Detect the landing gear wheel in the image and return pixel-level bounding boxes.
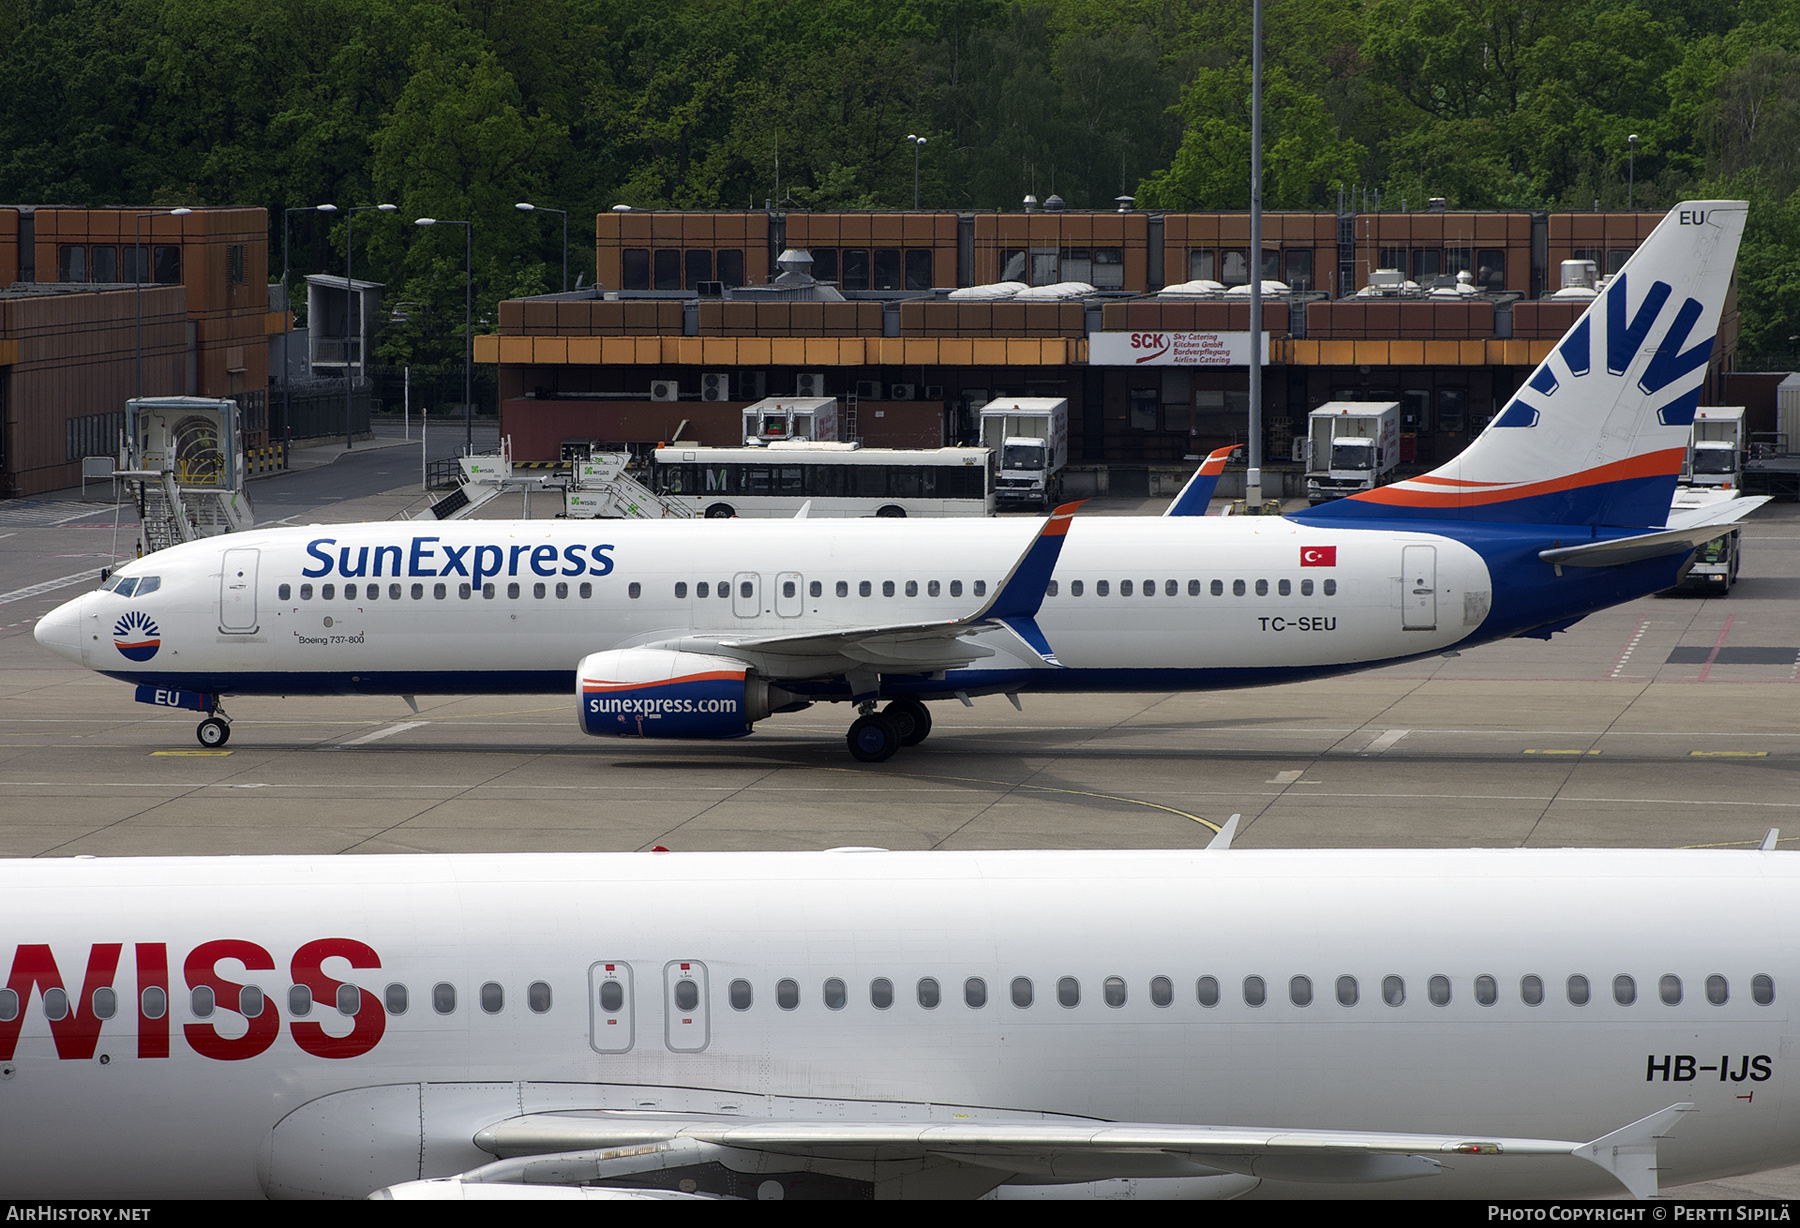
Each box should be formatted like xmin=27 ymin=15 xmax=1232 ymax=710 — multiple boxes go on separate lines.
xmin=847 ymin=712 xmax=901 ymax=763
xmin=196 ymin=717 xmax=230 ymax=748
xmin=884 ymin=698 xmax=932 ymax=747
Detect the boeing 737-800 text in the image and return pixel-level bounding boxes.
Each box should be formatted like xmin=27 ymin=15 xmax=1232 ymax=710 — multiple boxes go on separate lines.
xmin=33 ymin=202 xmax=1761 ymax=759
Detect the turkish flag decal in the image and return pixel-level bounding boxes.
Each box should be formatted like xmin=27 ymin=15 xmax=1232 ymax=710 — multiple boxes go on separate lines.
xmin=1300 ymin=546 xmax=1337 ymax=567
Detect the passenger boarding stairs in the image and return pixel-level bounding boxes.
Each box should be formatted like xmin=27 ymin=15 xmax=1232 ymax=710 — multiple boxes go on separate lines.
xmin=564 ymin=452 xmax=696 ymax=519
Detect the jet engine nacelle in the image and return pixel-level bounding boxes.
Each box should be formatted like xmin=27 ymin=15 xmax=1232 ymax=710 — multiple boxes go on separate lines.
xmin=576 ymin=648 xmax=794 ymax=739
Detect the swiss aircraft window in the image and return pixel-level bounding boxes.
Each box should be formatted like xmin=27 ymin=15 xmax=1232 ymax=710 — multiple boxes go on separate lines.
xmin=1096 ymin=580 xmax=1110 ymax=597
xmin=810 ymin=581 xmax=822 ymax=598
xmin=929 ymin=580 xmax=942 ymax=597
xmin=433 ymin=983 xmax=456 ymax=1014
xmin=385 ymin=984 xmax=408 ymax=1014
xmin=1120 ymin=580 xmax=1133 ymax=596
xmin=1165 ymin=580 xmax=1178 ymax=596
xmin=338 ymin=984 xmax=361 ymax=1015
xmin=555 ymin=582 xmax=568 ymax=599
xmin=1105 ymin=977 xmax=1127 ymax=1008
xmin=412 ymin=583 xmax=424 ymax=599
xmin=1475 ymin=975 xmax=1498 ymax=1006
xmin=950 ymin=580 xmax=963 ymax=597
xmin=92 ymin=987 xmax=116 ymax=1020
xmin=239 ymin=986 xmax=264 ymax=1018
xmin=528 ymin=982 xmax=552 ymax=1013
xmin=1255 ymin=579 xmax=1269 ymax=597
xmin=322 ymin=584 xmax=336 ymax=600
xmin=871 ymin=978 xmax=893 ymax=1009
xmin=1290 ymin=976 xmax=1312 ymax=1007
xmin=697 ymin=582 xmax=710 ymax=599
xmin=534 ymin=583 xmax=546 ymax=599
xmin=1071 ymin=580 xmax=1084 ymax=596
xmin=1707 ymin=975 xmax=1729 ymax=1005
xmin=1567 ymin=975 xmax=1591 ymax=1006
xmin=1211 ymin=580 xmax=1223 ymax=596
xmin=882 ymin=581 xmax=895 ymax=597
xmin=1659 ymin=975 xmax=1681 ymax=1006
xmin=1151 ymin=976 xmax=1173 ymax=1007
xmin=777 ymin=979 xmax=799 ymax=1010
xmin=1011 ymin=977 xmax=1034 ymax=1008
xmin=506 ymin=583 xmax=519 ymax=599
xmin=190 ymin=986 xmax=215 ymax=1018
xmin=1278 ymin=579 xmax=1292 ymax=596
xmin=1058 ymin=977 xmax=1081 ymax=1008
xmin=580 ymin=583 xmax=593 ymax=598
xmin=458 ymin=583 xmax=471 ymax=599
xmin=599 ymin=981 xmax=624 ymax=1013
xmin=974 ymin=581 xmax=986 ymax=596
xmin=389 ymin=584 xmax=401 ymax=600
xmin=300 ymin=584 xmax=313 ymax=600
xmin=480 ymin=982 xmax=503 ymax=1014
xmin=859 ymin=581 xmax=872 ymax=597
xmin=904 ymin=580 xmax=918 ymax=597
xmin=917 ymin=977 xmax=941 ymax=1009
xmin=628 ymin=583 xmax=642 ymax=599
xmin=278 ymin=583 xmax=291 ymax=600
xmin=289 ymin=985 xmax=312 ymax=1016
xmin=141 ymin=987 xmax=165 ymax=1020
xmin=1614 ymin=975 xmax=1636 ymax=1006
xmin=675 ymin=582 xmax=688 ymax=599
xmin=1324 ymin=579 xmax=1338 ymax=596
xmin=822 ymin=979 xmax=846 ymax=1010
xmin=1301 ymin=579 xmax=1314 ymax=596
xmin=435 ymin=583 xmax=448 ymax=599
xmin=675 ymin=979 xmax=699 ymax=1011
xmin=1382 ymin=975 xmax=1405 ymax=1007
xmin=1242 ymin=976 xmax=1266 ymax=1007
xmin=43 ymin=987 xmax=68 ymax=1021
xmin=1232 ymin=580 xmax=1246 ymax=597
xmin=1754 ymin=974 xmax=1775 ymax=1005
xmin=1521 ymin=975 xmax=1544 ymax=1006
xmin=964 ymin=977 xmax=987 ymax=1009
xmin=729 ymin=980 xmax=752 ymax=1011
xmin=1336 ymin=975 xmax=1359 ymax=1006
xmin=783 ymin=580 xmax=796 ymax=598
xmin=1197 ymin=976 xmax=1220 ymax=1007
xmin=1429 ymin=975 xmax=1451 ymax=1006
xmin=835 ymin=581 xmax=848 ymax=597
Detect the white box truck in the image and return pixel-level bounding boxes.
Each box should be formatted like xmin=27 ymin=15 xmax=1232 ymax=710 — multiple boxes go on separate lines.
xmin=1305 ymin=402 xmax=1400 ymax=504
xmin=1672 ymin=408 xmax=1749 ymax=593
xmin=979 ymin=397 xmax=1068 ymax=510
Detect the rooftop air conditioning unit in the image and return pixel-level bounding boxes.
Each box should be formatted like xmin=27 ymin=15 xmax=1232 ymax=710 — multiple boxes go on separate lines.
xmin=889 ymin=383 xmax=916 ymax=401
xmin=923 ymin=384 xmax=945 ymax=400
xmin=701 ymin=372 xmax=731 ymax=401
xmin=854 ymin=380 xmax=881 ymax=401
xmin=736 ymin=370 xmax=766 ymax=400
xmin=649 ymin=380 xmax=679 ymax=402
xmin=795 ymin=372 xmax=826 ymax=398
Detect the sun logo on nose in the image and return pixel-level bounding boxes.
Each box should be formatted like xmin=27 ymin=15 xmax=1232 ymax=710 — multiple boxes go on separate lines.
xmin=112 ymin=610 xmax=161 ymax=662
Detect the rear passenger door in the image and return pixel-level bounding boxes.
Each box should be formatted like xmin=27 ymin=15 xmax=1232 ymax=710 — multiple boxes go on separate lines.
xmin=663 ymin=960 xmax=710 ymax=1053
xmin=588 ymin=961 xmax=634 ymax=1054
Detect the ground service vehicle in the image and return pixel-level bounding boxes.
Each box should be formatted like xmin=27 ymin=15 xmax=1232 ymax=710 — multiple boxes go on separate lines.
xmin=653 ymin=441 xmax=993 ymax=519
xmin=979 ymin=397 xmax=1068 ymax=510
xmin=1304 ymin=402 xmax=1400 ymax=504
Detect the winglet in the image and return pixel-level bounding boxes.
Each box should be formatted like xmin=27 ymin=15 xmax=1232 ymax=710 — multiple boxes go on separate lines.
xmin=1165 ymin=447 xmax=1239 ymax=517
xmin=1207 ymin=814 xmax=1241 ymax=850
xmin=971 ymin=501 xmax=1084 ymax=667
xmin=1573 ymin=1102 xmax=1692 ymax=1199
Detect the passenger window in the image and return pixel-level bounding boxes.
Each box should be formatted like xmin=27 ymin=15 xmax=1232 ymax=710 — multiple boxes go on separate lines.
xmin=434 ymin=583 xmax=447 ymax=599
xmin=338 ymin=984 xmax=361 ymax=1015
xmin=458 ymin=583 xmax=471 ymax=599
xmin=739 ymin=581 xmax=753 ymax=599
xmin=555 ymin=582 xmax=568 ymax=599
xmin=859 ymin=581 xmax=872 ymax=597
xmin=385 ymin=984 xmax=408 ymax=1014
xmin=1290 ymin=976 xmax=1312 ymax=1007
xmin=964 ymin=977 xmax=987 ymax=1008
xmin=1071 ymin=580 xmax=1084 ymax=596
xmin=1232 ymin=580 xmax=1246 ymax=596
xmin=905 ymin=580 xmax=918 ymax=597
xmin=0 ymin=988 xmax=17 ymax=1021
xmin=675 ymin=582 xmax=688 ymax=599
xmin=1614 ymin=975 xmax=1636 ymax=1006
xmin=1058 ymin=977 xmax=1080 ymax=1008
xmin=289 ymin=985 xmax=312 ymax=1016
xmin=1243 ymin=976 xmax=1266 ymax=1007
xmin=412 ymin=583 xmax=424 ymax=599
xmin=1324 ymin=579 xmax=1338 ymax=596
xmin=1567 ymin=975 xmax=1590 ymax=1006
xmin=507 ymin=583 xmax=520 ymax=599
xmin=1011 ymin=977 xmax=1033 ymax=1008
xmin=716 ymin=581 xmax=728 ymax=598
xmin=1754 ymin=974 xmax=1775 ymax=1005
xmin=1211 ymin=580 xmax=1224 ymax=596
xmin=871 ymin=978 xmax=893 ymax=1009
xmin=1255 ymin=579 xmax=1269 ymax=596
xmin=481 ymin=982 xmax=504 ymax=1014
xmin=1188 ymin=580 xmax=1200 ymax=596
xmin=534 ymin=583 xmax=546 ymax=599
xmin=1521 ymin=975 xmax=1544 ymax=1006
xmin=1382 ymin=975 xmax=1405 ymax=1007
xmin=300 ymin=584 xmax=313 ymax=600
xmin=783 ymin=580 xmax=796 ymax=598
xmin=528 ymin=982 xmax=552 ymax=1013
xmin=240 ymin=986 xmax=264 ymax=1018
xmin=580 ymin=583 xmax=592 ymax=598
xmin=1165 ymin=580 xmax=1178 ymax=596
xmin=810 ymin=581 xmax=822 ymax=598
xmin=697 ymin=582 xmax=710 ymax=598
xmin=389 ymin=583 xmax=401 ymax=600
xmin=1429 ymin=975 xmax=1450 ymax=1006
xmin=1197 ymin=976 xmax=1220 ymax=1007
xmin=950 ymin=580 xmax=963 ymax=597
xmin=729 ymin=979 xmax=752 ymax=1010
xmin=190 ymin=986 xmax=215 ymax=1018
xmin=1120 ymin=580 xmax=1133 ymax=596
xmin=434 ymin=983 xmax=456 ymax=1014
xmin=822 ymin=978 xmax=846 ymax=1010
xmin=1096 ymin=580 xmax=1110 ymax=597
xmin=1150 ymin=976 xmax=1172 ymax=1007
xmin=1336 ymin=975 xmax=1358 ymax=1006
xmin=482 ymin=583 xmax=496 ymax=599
xmin=1475 ymin=975 xmax=1497 ymax=1006
xmin=140 ymin=986 xmax=165 ymax=1020
xmin=43 ymin=987 xmax=68 ymax=1021
xmin=836 ymin=581 xmax=848 ymax=597
xmin=599 ymin=981 xmax=624 ymax=1013
xmin=974 ymin=581 xmax=986 ymax=596
xmin=1104 ymin=977 xmax=1127 ymax=1008
xmin=1301 ymin=579 xmax=1313 ymax=596
xmin=882 ymin=581 xmax=895 ymax=597
xmin=322 ymin=584 xmax=336 ymax=600
xmin=1278 ymin=579 xmax=1291 ymax=596
xmin=1706 ymin=974 xmax=1729 ymax=1005
xmin=278 ymin=583 xmax=291 ymax=600
xmin=1659 ymin=975 xmax=1681 ymax=1006
xmin=777 ymin=979 xmax=799 ymax=1010
xmin=360 ymin=584 xmax=372 ymax=601
xmin=917 ymin=977 xmax=940 ymax=1009
xmin=674 ymin=979 xmax=698 ymax=1011
xmin=628 ymin=582 xmax=642 ymax=599
xmin=929 ymin=580 xmax=941 ymax=597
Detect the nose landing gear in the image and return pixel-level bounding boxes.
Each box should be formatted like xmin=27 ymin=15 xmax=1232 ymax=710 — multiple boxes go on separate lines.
xmin=196 ymin=707 xmax=232 ymax=748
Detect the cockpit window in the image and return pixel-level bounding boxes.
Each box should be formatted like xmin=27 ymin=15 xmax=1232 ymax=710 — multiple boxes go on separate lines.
xmin=106 ymin=575 xmax=159 ymax=597
xmin=112 ymin=577 xmax=137 ymax=596
xmin=135 ymin=577 xmax=160 ymax=595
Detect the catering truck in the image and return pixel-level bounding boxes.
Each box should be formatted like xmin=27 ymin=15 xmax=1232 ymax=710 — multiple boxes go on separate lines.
xmin=978 ymin=397 xmax=1068 ymax=510
xmin=1672 ymin=408 xmax=1749 ymax=593
xmin=1304 ymin=402 xmax=1400 ymax=504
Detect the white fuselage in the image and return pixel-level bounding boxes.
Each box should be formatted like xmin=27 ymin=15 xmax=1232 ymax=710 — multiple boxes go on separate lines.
xmin=0 ymin=848 xmax=1794 ymax=1199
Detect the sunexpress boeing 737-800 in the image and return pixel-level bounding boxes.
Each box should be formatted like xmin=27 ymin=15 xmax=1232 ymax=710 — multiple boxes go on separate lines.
xmin=33 ymin=201 xmax=1764 ymax=759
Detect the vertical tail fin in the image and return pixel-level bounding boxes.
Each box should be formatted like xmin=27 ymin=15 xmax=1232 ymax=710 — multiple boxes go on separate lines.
xmin=1301 ymin=202 xmax=1746 ymax=528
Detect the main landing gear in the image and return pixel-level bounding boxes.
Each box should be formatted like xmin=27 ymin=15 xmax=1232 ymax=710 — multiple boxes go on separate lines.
xmin=196 ymin=707 xmax=232 ymax=748
xmin=845 ymin=698 xmax=933 ymax=763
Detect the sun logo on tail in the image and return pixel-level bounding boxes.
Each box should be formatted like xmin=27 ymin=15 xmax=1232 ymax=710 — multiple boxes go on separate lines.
xmin=112 ymin=610 xmax=161 ymax=662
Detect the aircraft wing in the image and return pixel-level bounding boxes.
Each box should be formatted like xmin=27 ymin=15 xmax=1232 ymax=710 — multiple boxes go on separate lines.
xmin=420 ymin=1101 xmax=1690 ymax=1200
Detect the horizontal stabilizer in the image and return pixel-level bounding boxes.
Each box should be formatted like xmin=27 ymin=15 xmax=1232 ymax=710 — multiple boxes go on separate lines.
xmin=1540 ymin=511 xmax=1761 ymax=569
xmin=1664 ymin=495 xmax=1769 ymax=532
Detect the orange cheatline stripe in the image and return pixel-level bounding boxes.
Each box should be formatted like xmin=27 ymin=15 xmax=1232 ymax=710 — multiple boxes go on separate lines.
xmin=1350 ymin=448 xmax=1685 ymax=508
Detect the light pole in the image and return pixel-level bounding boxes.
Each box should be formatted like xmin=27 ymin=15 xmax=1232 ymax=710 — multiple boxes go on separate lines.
xmin=906 ymin=135 xmax=927 ymax=210
xmin=282 ymin=203 xmax=337 ymax=451
xmin=415 ymin=218 xmax=473 ymax=450
xmin=1246 ymin=0 xmax=1265 ymax=510
xmin=1628 ymin=134 xmax=1639 ymax=210
xmin=134 ymin=207 xmax=193 ymax=398
xmin=343 ymin=204 xmax=397 ymax=449
xmin=516 ymin=202 xmax=568 ymax=292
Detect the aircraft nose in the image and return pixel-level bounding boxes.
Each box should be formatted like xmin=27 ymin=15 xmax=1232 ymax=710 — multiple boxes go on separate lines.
xmin=34 ymin=594 xmax=86 ymax=664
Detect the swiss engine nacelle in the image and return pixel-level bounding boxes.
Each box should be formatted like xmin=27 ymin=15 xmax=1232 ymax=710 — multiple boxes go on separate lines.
xmin=576 ymin=648 xmax=792 ymax=739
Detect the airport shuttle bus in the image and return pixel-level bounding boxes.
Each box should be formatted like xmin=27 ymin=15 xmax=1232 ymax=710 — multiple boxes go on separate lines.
xmin=653 ymin=441 xmax=995 ymax=519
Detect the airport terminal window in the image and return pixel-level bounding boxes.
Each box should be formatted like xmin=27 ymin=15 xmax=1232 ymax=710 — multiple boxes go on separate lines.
xmin=917 ymin=977 xmax=941 ymax=1009
xmin=1243 ymin=976 xmax=1266 ymax=1007
xmin=1058 ymin=977 xmax=1080 ymax=1008
xmin=621 ymin=249 xmax=650 ymax=289
xmin=322 ymin=584 xmax=335 ymax=600
xmin=883 ymin=581 xmax=895 ymax=597
xmin=1121 ymin=580 xmax=1134 ymax=596
xmin=950 ymin=581 xmax=963 ymax=597
xmin=873 ymin=248 xmax=901 ymax=291
xmin=43 ymin=987 xmax=68 ymax=1021
xmin=140 ymin=987 xmax=165 ymax=1020
xmin=674 ymin=582 xmax=687 ymax=599
xmin=1290 ymin=976 xmax=1312 ymax=1007
xmin=1382 ymin=975 xmax=1405 ymax=1007
xmin=1445 ymin=247 xmax=1471 ymax=277
xmin=1438 ymin=389 xmax=1467 ymax=433
xmin=1475 ymin=975 xmax=1497 ymax=1006
xmin=842 ymin=248 xmax=870 ymax=291
xmin=1189 ymin=249 xmax=1215 ymax=281
xmin=811 ymin=249 xmax=838 ymax=283
xmin=1012 ymin=977 xmax=1034 ymax=1008
xmin=1607 ymin=249 xmax=1633 ymax=276
xmin=1707 ymin=975 xmax=1729 ymax=1005
xmin=1412 ymin=250 xmax=1440 ymax=281
xmin=1754 ymin=975 xmax=1775 ymax=1005
xmin=1096 ymin=580 xmax=1110 ymax=597
xmin=1197 ymin=976 xmax=1220 ymax=1007
xmin=480 ymin=982 xmax=503 ymax=1014
xmin=1476 ymin=250 xmax=1505 ymax=293
xmin=823 ymin=979 xmax=847 ymax=1011
xmin=1521 ymin=975 xmax=1544 ymax=1006
xmin=289 ymin=985 xmax=312 ymax=1016
xmin=1220 ymin=248 xmax=1249 ymax=286
xmin=434 ymin=983 xmax=456 ymax=1014
xmin=654 ymin=249 xmax=681 ymax=290
xmin=152 ymin=245 xmax=181 ymax=284
xmin=92 ymin=245 xmax=119 ymax=281
xmin=1337 ymin=975 xmax=1359 ymax=1006
xmin=338 ymin=984 xmax=361 ymax=1015
xmin=730 ymin=980 xmax=753 ymax=1011
xmin=965 ymin=977 xmax=987 ymax=1009
xmin=58 ymin=244 xmax=87 ymax=282
xmin=1614 ymin=975 xmax=1636 ymax=1006
xmin=1151 ymin=976 xmax=1173 ymax=1007
xmin=718 ymin=249 xmax=745 ymax=288
xmin=1105 ymin=977 xmax=1127 ymax=1008
xmin=777 ymin=978 xmax=799 ymax=1010
xmin=239 ymin=986 xmax=264 ymax=1018
xmin=190 ymin=986 xmax=215 ymax=1018
xmin=859 ymin=580 xmax=872 ymax=597
xmin=686 ymin=249 xmax=712 ymax=289
xmin=871 ymin=978 xmax=893 ymax=1009
xmin=1130 ymin=388 xmax=1159 ymax=431
xmin=1659 ymin=975 xmax=1681 ymax=1006
xmin=628 ymin=582 xmax=641 ymax=599
xmin=385 ymin=984 xmax=408 ymax=1014
xmin=528 ymin=982 xmax=552 ymax=1013
xmin=1567 ymin=975 xmax=1590 ymax=1006
xmin=1285 ymin=249 xmax=1313 ymax=291
xmin=905 ymin=249 xmax=933 ymax=291
xmin=1429 ymin=975 xmax=1451 ymax=1006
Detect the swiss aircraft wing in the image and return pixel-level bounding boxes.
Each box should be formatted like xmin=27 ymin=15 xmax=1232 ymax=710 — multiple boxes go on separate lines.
xmin=649 ymin=502 xmax=1085 ymax=673
xmin=1540 ymin=495 xmax=1770 ymax=568
xmin=407 ymin=1102 xmax=1691 ymax=1200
